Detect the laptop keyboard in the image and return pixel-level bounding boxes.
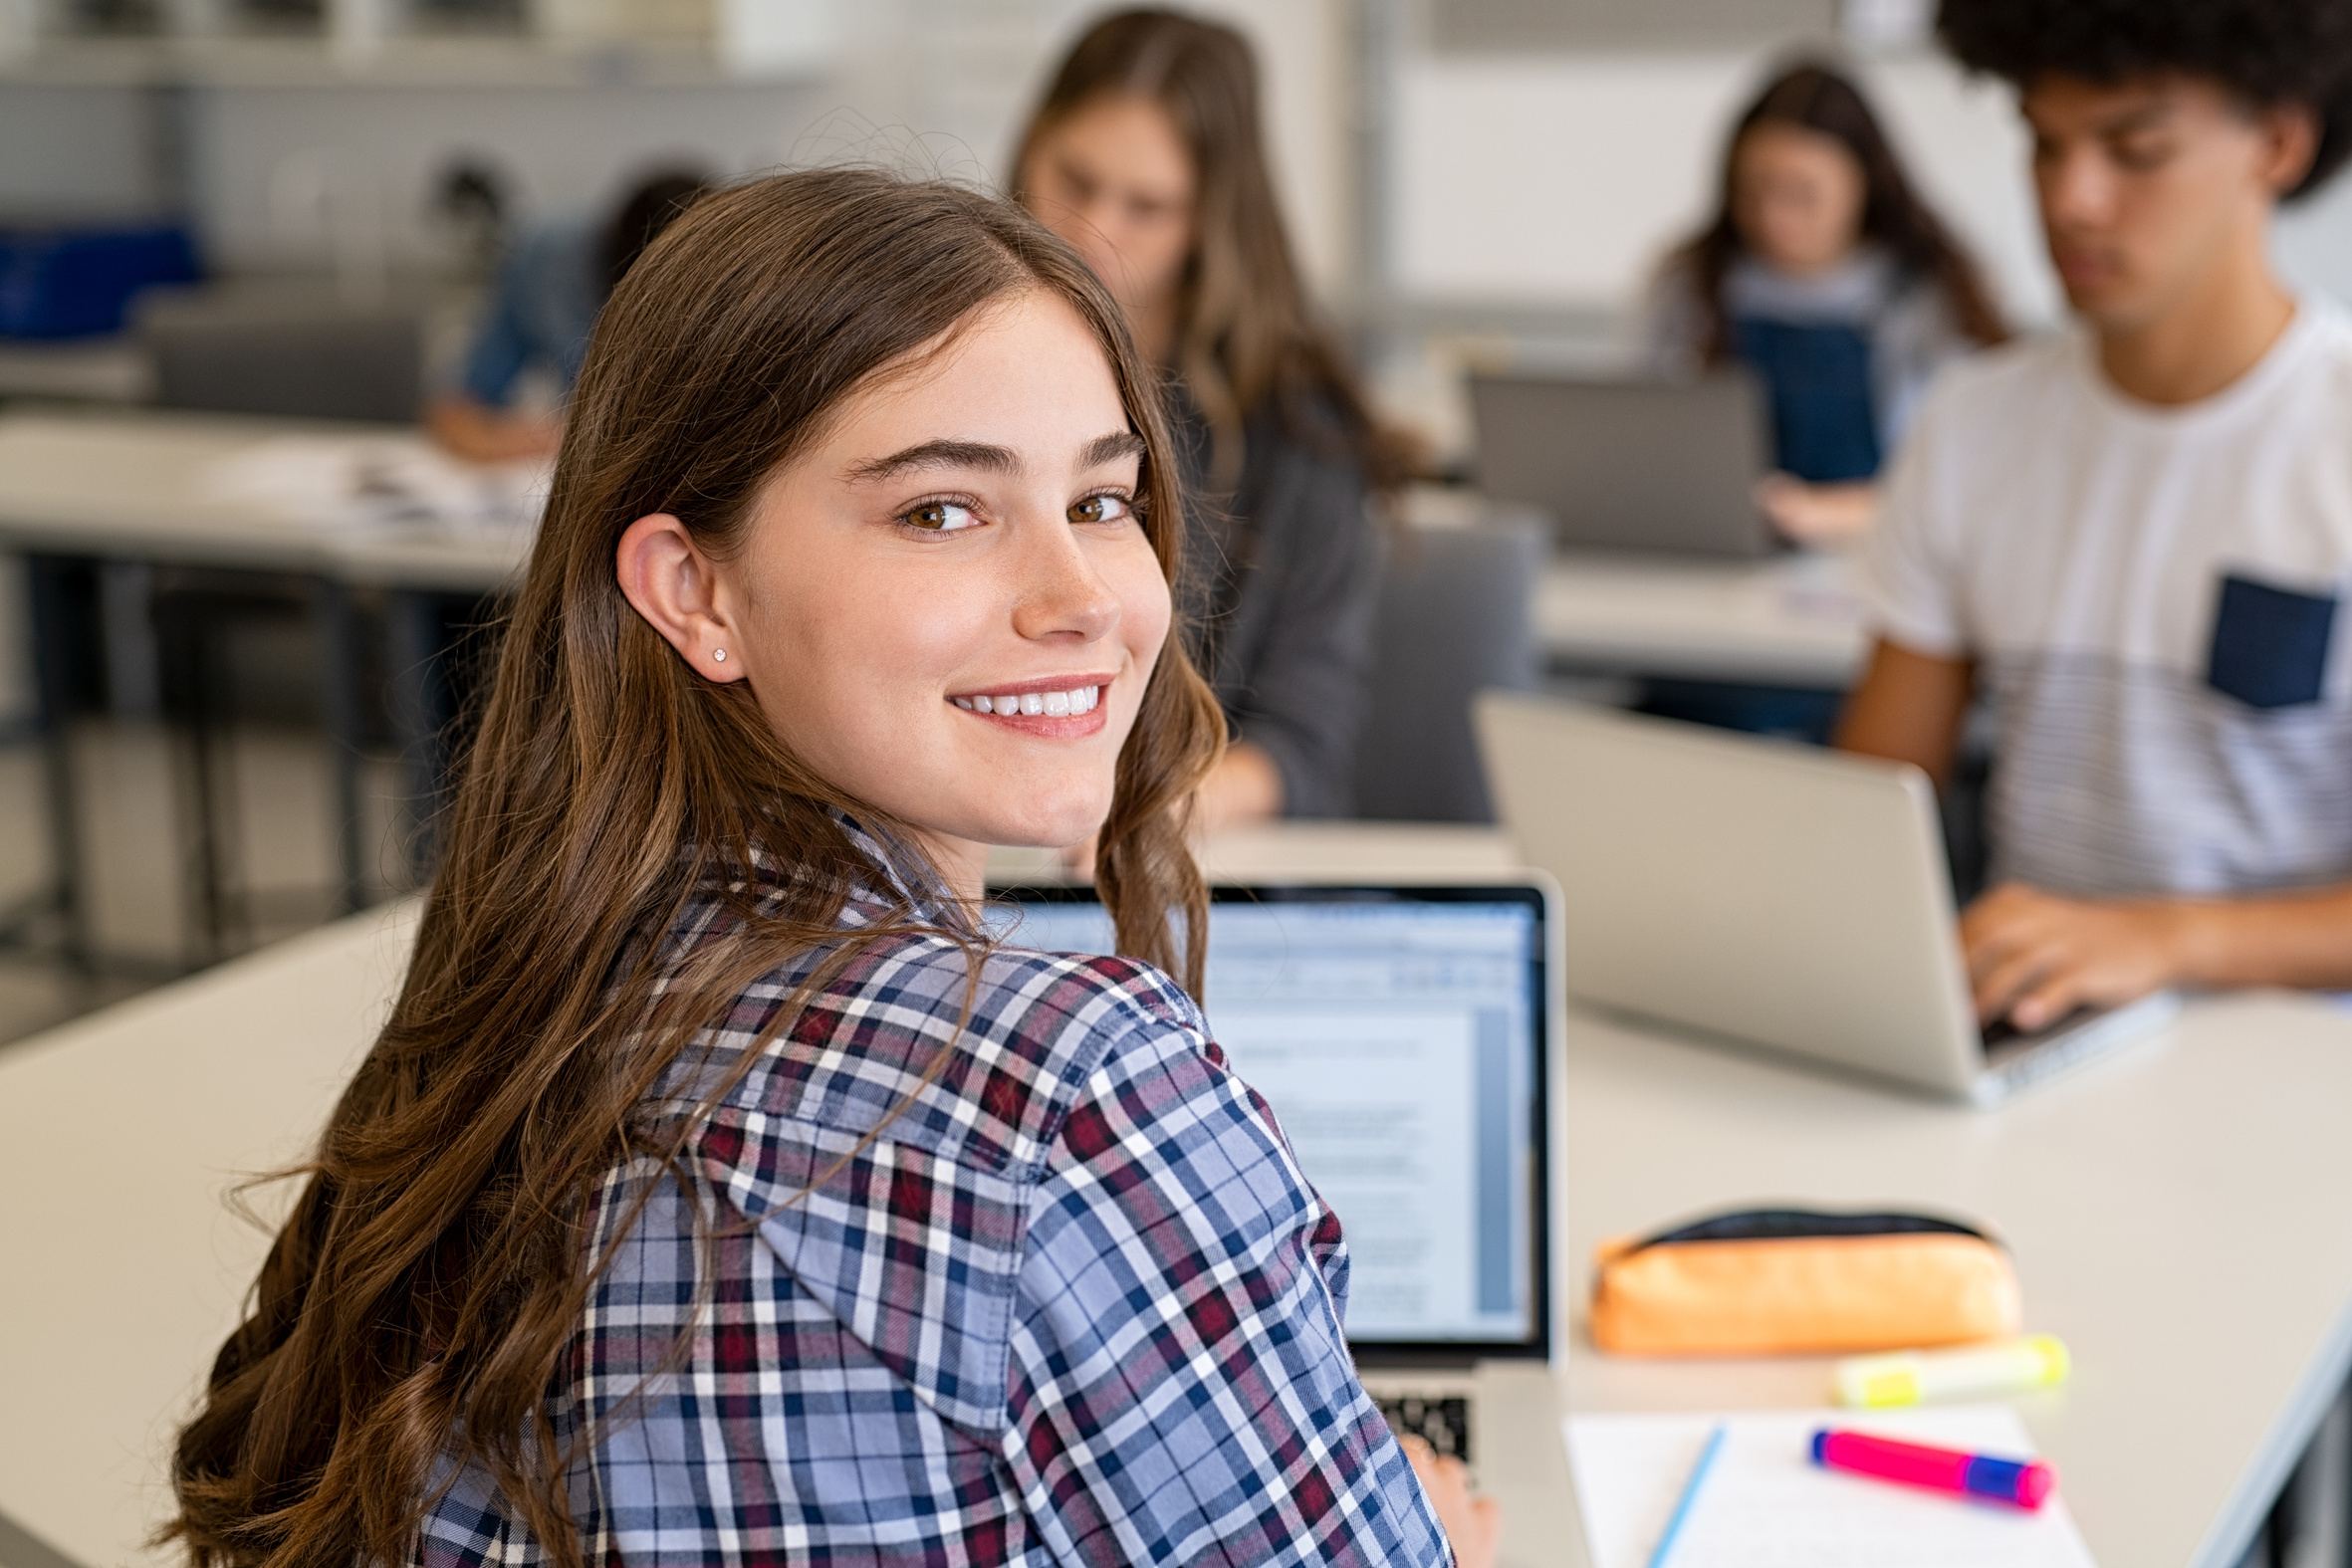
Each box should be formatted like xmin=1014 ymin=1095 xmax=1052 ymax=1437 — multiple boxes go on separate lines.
xmin=1375 ymin=1395 xmax=1472 ymax=1463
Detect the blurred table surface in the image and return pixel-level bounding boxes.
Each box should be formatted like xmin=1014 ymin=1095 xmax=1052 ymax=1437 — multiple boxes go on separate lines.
xmin=0 ymin=406 xmax=528 ymax=592
xmin=0 ymin=338 xmax=152 ymax=404
xmin=4 ymin=822 xmax=2347 ymax=1568
xmin=1534 ymin=545 xmax=1870 ymax=688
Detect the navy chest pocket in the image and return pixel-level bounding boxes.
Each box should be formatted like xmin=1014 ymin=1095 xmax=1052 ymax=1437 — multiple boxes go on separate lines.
xmin=2206 ymin=573 xmax=2338 ymax=709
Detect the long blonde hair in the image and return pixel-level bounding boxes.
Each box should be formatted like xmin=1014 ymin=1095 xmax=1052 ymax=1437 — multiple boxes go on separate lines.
xmin=1017 ymin=8 xmax=1403 ymax=489
xmin=163 ymin=168 xmax=1225 ymax=1568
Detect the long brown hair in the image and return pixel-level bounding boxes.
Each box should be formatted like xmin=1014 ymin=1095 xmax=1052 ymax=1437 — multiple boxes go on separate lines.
xmin=1015 ymin=8 xmax=1404 ymax=488
xmin=1672 ymin=61 xmax=2008 ymax=359
xmin=162 ymin=168 xmax=1225 ymax=1568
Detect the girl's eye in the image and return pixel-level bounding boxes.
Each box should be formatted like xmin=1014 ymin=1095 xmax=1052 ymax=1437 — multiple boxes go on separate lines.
xmin=1070 ymin=492 xmax=1134 ymax=526
xmin=901 ymin=500 xmax=981 ymax=533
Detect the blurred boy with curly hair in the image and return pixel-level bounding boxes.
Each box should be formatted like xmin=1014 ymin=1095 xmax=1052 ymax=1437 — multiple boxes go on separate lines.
xmin=1839 ymin=0 xmax=2352 ymax=1031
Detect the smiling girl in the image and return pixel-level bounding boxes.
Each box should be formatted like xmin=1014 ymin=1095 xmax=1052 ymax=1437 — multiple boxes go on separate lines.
xmin=162 ymin=170 xmax=1492 ymax=1568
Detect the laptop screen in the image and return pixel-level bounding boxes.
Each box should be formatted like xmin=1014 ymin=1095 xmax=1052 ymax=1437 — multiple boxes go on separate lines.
xmin=991 ymin=884 xmax=1550 ymax=1361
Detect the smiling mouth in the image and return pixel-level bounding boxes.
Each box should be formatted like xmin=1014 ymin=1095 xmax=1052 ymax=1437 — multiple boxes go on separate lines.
xmin=951 ymin=684 xmax=1101 ymax=718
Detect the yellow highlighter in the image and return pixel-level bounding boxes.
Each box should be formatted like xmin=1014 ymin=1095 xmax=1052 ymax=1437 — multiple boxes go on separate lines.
xmin=1834 ymin=1334 xmax=2071 ymax=1408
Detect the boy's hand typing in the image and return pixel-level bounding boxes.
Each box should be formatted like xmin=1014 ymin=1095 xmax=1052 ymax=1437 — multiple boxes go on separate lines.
xmin=1960 ymin=883 xmax=2187 ymax=1031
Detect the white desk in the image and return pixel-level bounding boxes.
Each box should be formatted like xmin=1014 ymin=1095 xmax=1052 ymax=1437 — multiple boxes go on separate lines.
xmin=6 ymin=841 xmax=2349 ymax=1568
xmin=1535 ymin=547 xmax=1868 ymax=689
xmin=1558 ymin=998 xmax=2352 ymax=1568
xmin=1401 ymin=486 xmax=1873 ymax=690
xmin=985 ymin=821 xmax=1523 ymax=886
xmin=0 ymin=408 xmax=534 ymax=943
xmin=0 ymin=408 xmax=529 ymax=591
xmin=0 ymin=900 xmax=419 ymax=1568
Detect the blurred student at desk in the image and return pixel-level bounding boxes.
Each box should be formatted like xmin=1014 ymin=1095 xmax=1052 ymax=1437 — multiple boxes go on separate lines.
xmin=1839 ymin=0 xmax=2352 ymax=1032
xmin=426 ymin=169 xmax=709 ymax=463
xmin=1018 ymin=9 xmax=1400 ymax=826
xmin=1646 ymin=62 xmax=2007 ymax=546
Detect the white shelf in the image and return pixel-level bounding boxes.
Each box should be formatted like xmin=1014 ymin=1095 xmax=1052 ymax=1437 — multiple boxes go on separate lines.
xmin=0 ymin=0 xmax=837 ymax=85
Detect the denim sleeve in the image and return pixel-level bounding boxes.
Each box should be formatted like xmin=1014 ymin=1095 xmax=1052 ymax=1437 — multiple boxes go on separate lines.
xmin=455 ymin=247 xmax=539 ymax=407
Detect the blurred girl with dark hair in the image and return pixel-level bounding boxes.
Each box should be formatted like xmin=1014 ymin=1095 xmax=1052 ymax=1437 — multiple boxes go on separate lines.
xmin=1017 ymin=8 xmax=1397 ymax=826
xmin=427 ymin=166 xmax=709 ymax=463
xmin=1649 ymin=61 xmax=2006 ymax=543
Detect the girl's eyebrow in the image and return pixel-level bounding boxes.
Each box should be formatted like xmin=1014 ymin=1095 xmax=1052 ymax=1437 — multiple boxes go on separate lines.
xmin=1080 ymin=430 xmax=1147 ymax=468
xmin=845 ymin=439 xmax=1015 ymax=483
xmin=846 ymin=430 xmax=1143 ymax=484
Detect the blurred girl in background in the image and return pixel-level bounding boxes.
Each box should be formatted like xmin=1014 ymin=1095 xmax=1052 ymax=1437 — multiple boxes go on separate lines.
xmin=1017 ymin=8 xmax=1400 ymax=825
xmin=1648 ymin=62 xmax=2006 ymax=544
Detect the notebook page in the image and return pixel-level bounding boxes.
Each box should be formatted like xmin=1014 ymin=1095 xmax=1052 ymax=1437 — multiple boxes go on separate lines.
xmin=1565 ymin=1405 xmax=2098 ymax=1568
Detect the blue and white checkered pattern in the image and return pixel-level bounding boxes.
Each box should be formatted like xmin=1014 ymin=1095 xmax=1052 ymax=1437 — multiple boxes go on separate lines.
xmin=414 ymin=830 xmax=1451 ymax=1567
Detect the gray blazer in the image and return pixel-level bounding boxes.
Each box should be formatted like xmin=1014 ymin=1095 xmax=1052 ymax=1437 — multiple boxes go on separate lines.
xmin=1172 ymin=387 xmax=1382 ymax=819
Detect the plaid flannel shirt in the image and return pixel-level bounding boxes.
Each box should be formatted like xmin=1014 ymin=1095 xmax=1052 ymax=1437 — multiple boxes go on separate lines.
xmin=416 ymin=831 xmax=1451 ymax=1567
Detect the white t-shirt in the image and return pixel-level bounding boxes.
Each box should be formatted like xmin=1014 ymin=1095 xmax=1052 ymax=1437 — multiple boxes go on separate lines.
xmin=1861 ymin=302 xmax=2352 ymax=898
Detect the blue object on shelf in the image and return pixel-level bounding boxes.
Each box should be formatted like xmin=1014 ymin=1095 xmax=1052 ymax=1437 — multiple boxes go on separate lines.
xmin=0 ymin=221 xmax=203 ymax=339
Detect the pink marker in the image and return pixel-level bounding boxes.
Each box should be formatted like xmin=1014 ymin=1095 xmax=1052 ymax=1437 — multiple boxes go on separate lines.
xmin=1810 ymin=1429 xmax=2056 ymax=1510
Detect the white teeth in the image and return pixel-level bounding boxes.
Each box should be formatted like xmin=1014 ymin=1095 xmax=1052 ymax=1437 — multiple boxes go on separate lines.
xmin=960 ymin=686 xmax=1101 ymax=717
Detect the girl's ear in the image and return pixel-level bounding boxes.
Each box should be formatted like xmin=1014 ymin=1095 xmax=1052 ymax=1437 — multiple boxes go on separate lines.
xmin=615 ymin=514 xmax=748 ymax=682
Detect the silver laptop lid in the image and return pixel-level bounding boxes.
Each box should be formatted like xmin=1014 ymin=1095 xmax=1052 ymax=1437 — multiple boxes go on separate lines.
xmin=1469 ymin=370 xmax=1775 ymax=559
xmin=1475 ymin=693 xmax=1987 ymax=1100
xmin=990 ymin=883 xmax=1553 ymax=1363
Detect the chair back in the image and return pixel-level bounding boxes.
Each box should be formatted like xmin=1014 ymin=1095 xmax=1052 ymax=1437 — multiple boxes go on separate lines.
xmin=1353 ymin=518 xmax=1544 ymax=821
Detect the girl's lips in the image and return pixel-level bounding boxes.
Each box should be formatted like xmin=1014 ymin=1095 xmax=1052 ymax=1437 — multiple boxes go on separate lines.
xmin=952 ymin=697 xmax=1109 ymax=739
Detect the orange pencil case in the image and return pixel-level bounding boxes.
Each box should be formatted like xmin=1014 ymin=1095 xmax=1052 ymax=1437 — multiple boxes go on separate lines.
xmin=1589 ymin=1209 xmax=2022 ymax=1357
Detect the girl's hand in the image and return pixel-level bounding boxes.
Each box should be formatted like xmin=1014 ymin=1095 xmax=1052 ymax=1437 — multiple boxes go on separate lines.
xmin=1754 ymin=474 xmax=1880 ymax=545
xmin=1402 ymin=1435 xmax=1503 ymax=1568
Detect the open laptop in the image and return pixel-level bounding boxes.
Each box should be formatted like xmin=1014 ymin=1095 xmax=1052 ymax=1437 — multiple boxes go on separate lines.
xmin=987 ymin=876 xmax=1581 ymax=1533
xmin=1475 ymin=692 xmax=2178 ymax=1106
xmin=1469 ymin=369 xmax=1777 ymax=559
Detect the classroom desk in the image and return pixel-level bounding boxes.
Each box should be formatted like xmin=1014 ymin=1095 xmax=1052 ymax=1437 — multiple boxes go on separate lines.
xmin=0 ymin=407 xmax=531 ymax=954
xmin=1559 ymin=998 xmax=2352 ymax=1568
xmin=1399 ymin=486 xmax=1872 ymax=690
xmin=10 ymin=824 xmax=2352 ymax=1568
xmin=0 ymin=900 xmax=420 ymax=1568
xmin=1534 ymin=546 xmax=1868 ymax=689
xmin=0 ymin=409 xmax=524 ymax=588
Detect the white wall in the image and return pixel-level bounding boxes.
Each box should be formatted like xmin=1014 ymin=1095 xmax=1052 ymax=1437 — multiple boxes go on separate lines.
xmin=0 ymin=82 xmax=160 ymax=211
xmin=0 ymin=0 xmax=1349 ymax=287
xmin=1391 ymin=45 xmax=2352 ymax=326
xmin=191 ymin=79 xmax=829 ymax=269
xmin=1394 ymin=49 xmax=2060 ymax=326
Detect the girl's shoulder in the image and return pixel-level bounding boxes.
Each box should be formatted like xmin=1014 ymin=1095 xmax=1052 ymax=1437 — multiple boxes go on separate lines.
xmin=669 ymin=921 xmax=1213 ymax=1181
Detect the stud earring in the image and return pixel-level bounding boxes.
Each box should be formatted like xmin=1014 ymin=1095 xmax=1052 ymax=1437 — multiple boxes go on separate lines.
xmin=712 ymin=648 xmax=727 ymax=663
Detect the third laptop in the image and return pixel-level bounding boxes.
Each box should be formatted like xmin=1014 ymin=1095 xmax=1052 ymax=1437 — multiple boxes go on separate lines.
xmin=1475 ymin=692 xmax=2177 ymax=1105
